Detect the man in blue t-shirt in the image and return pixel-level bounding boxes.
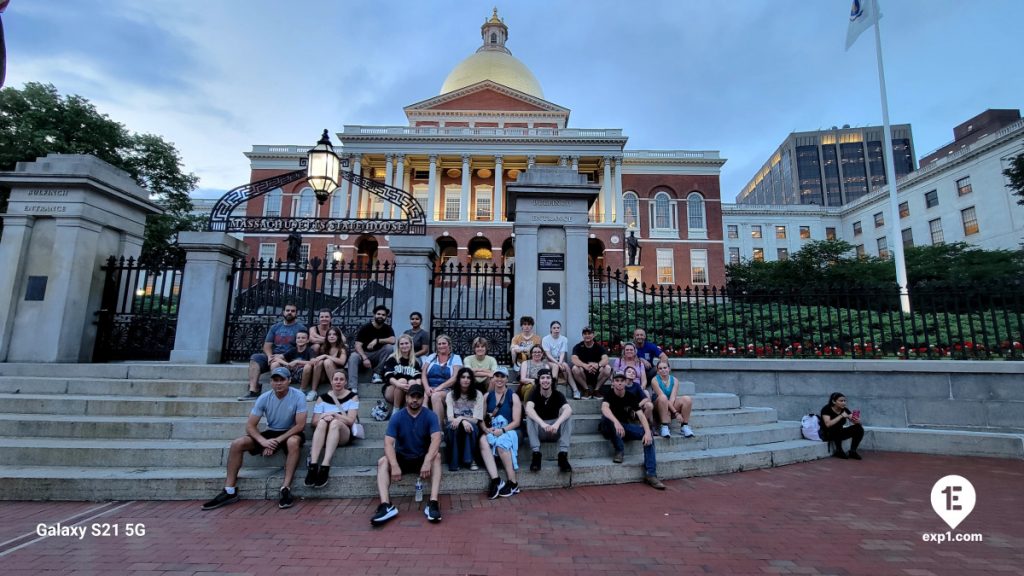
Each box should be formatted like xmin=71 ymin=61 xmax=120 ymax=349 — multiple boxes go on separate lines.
xmin=203 ymin=367 xmax=307 ymax=510
xmin=371 ymin=384 xmax=443 ymax=526
xmin=241 ymin=303 xmax=307 ymax=400
xmin=633 ymin=328 xmax=669 ymax=381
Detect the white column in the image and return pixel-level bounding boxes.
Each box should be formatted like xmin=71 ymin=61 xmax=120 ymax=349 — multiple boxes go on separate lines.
xmin=460 ymin=154 xmax=471 ymax=222
xmin=603 ymin=156 xmax=612 ymax=224
xmin=571 ymin=156 xmax=579 ymax=171
xmin=527 ymin=155 xmax=535 ymax=169
xmin=348 ymin=156 xmax=362 ymax=218
xmin=337 ymin=154 xmax=351 ymax=218
xmin=427 ymin=154 xmax=438 ymax=223
xmin=393 ymin=154 xmax=405 ymax=219
xmin=494 ymin=155 xmax=504 ymax=222
xmin=613 ymin=156 xmax=624 ymax=224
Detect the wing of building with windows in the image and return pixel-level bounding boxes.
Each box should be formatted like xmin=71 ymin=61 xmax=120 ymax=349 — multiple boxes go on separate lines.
xmin=240 ymin=10 xmax=727 ymax=289
xmin=724 ymin=109 xmax=1024 ymax=264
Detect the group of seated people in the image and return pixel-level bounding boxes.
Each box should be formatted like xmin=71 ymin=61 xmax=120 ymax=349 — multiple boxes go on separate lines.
xmin=203 ymin=305 xmax=702 ymax=524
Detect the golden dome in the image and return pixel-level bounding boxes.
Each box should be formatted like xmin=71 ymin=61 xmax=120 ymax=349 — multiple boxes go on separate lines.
xmin=440 ymin=51 xmax=544 ymax=98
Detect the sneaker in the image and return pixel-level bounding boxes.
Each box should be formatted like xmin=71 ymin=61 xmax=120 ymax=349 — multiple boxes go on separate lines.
xmin=424 ymin=499 xmax=442 ymax=523
xmin=612 ymin=451 xmax=624 ymax=464
xmin=487 ymin=478 xmax=504 ymax=500
xmin=314 ymin=465 xmax=330 ymax=488
xmin=848 ymin=451 xmax=862 ymax=460
xmin=557 ymin=452 xmax=572 ymax=473
xmin=304 ymin=463 xmax=319 ymax=487
xmin=645 ymin=475 xmax=667 ymax=490
xmin=201 ymin=489 xmax=239 ymax=510
xmin=470 ymin=462 xmax=479 ymax=471
xmin=833 ymin=449 xmax=849 ymax=459
xmin=498 ymin=481 xmax=519 ymax=497
xmin=530 ymin=451 xmax=542 ymax=472
xmin=305 ymin=389 xmax=317 ymax=402
xmin=572 ymin=390 xmax=582 ymax=400
xmin=681 ymin=424 xmax=695 ymax=438
xmin=371 ymin=502 xmax=398 ymax=526
xmin=371 ymin=373 xmax=383 ymax=384
xmin=278 ymin=487 xmax=294 ymax=509
xmin=237 ymin=389 xmax=260 ymax=401
xmin=659 ymin=425 xmax=670 ymax=438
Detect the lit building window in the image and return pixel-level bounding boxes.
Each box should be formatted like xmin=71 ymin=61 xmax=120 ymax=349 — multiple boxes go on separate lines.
xmin=876 ymin=237 xmax=889 ymax=259
xmin=752 ymin=248 xmax=764 ymax=262
xmin=656 ymin=249 xmax=675 ymax=284
xmin=855 ymin=244 xmax=865 ymax=258
xmin=956 ymin=176 xmax=972 ymax=196
xmin=729 ymin=247 xmax=740 ymax=264
xmin=751 ymin=225 xmax=762 ymax=239
xmin=777 ymin=248 xmax=789 ymax=261
xmin=853 ymin=221 xmax=862 ymax=236
xmin=623 ymin=192 xmax=639 ymax=229
xmin=873 ymin=212 xmax=884 ymax=228
xmin=690 ymin=249 xmax=707 ymax=285
xmin=929 ymin=218 xmax=944 ymax=244
xmin=826 ymin=227 xmax=837 ymax=241
xmin=961 ymin=206 xmax=979 ymax=236
xmin=799 ymin=226 xmax=811 ymax=239
xmin=775 ymin=225 xmax=787 ymax=239
xmin=899 ymin=201 xmax=909 ymax=218
xmin=443 ymin=186 xmax=461 ymax=221
xmin=475 ymin=186 xmax=493 ymax=221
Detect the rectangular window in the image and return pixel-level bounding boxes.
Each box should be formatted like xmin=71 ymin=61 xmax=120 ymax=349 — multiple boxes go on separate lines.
xmin=444 ymin=193 xmax=460 ymax=221
xmin=855 ymin=244 xmax=865 ymax=258
xmin=656 ymin=249 xmax=675 ymax=284
xmin=475 ymin=187 xmax=493 ymax=221
xmin=775 ymin=225 xmax=787 ymax=239
xmin=329 ymin=193 xmax=344 ymax=218
xmin=727 ymin=224 xmax=739 ymax=239
xmin=961 ymin=206 xmax=979 ymax=235
xmin=751 ymin=225 xmax=762 ymax=239
xmin=901 ymin=227 xmax=914 ymax=248
xmin=258 ymin=243 xmax=276 ymax=279
xmin=925 ymin=189 xmax=939 ymax=208
xmin=777 ymin=248 xmax=789 ymax=261
xmin=853 ymin=221 xmax=862 ymax=236
xmin=412 ymin=184 xmax=428 ymax=217
xmin=876 ymin=236 xmax=889 ymax=259
xmin=899 ymin=201 xmax=909 ymax=218
xmin=294 ymin=193 xmax=315 ymax=218
xmin=264 ymin=193 xmax=282 ymax=217
xmin=689 ymin=249 xmax=707 ymax=285
xmin=799 ymin=226 xmax=811 ymax=239
xmin=752 ymin=248 xmax=764 ymax=262
xmin=929 ymin=218 xmax=944 ymax=244
xmin=826 ymin=227 xmax=837 ymax=241
xmin=728 ymin=247 xmax=740 ymax=265
xmin=873 ymin=212 xmax=884 ymax=228
xmin=956 ymin=176 xmax=972 ymax=196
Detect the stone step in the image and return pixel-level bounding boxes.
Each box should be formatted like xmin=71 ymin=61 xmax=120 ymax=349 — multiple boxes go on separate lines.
xmin=0 ymin=439 xmax=828 ymax=501
xmin=0 ymin=363 xmax=249 ymax=381
xmin=0 ymin=376 xmax=243 ymax=398
xmin=0 ymin=414 xmax=247 ymax=440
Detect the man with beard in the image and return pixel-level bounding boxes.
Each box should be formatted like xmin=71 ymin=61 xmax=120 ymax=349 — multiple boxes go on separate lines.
xmin=347 ymin=305 xmax=396 ymax=394
xmin=240 ymin=303 xmax=306 ymax=400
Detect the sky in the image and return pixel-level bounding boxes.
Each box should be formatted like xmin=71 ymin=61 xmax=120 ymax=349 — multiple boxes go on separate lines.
xmin=4 ymin=0 xmax=1023 ymax=202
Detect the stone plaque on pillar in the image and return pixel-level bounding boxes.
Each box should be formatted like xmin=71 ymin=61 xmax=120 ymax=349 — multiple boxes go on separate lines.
xmin=507 ymin=167 xmax=600 ymax=336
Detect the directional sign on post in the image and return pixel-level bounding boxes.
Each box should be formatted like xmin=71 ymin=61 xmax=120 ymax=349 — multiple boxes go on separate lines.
xmin=542 ymin=283 xmax=560 ymax=310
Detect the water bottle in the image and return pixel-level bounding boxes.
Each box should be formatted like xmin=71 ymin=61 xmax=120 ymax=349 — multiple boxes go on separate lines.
xmin=415 ymin=477 xmax=423 ymax=503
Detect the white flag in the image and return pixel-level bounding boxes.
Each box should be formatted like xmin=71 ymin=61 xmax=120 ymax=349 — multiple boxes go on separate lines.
xmin=845 ymin=0 xmax=881 ymax=51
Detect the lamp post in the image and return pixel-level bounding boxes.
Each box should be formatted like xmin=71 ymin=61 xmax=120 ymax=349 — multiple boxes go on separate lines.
xmin=307 ymin=129 xmax=340 ymax=205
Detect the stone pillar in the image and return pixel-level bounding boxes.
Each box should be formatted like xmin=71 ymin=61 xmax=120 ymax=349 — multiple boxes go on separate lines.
xmin=388 ymin=236 xmax=436 ymax=336
xmin=169 ymin=232 xmax=248 ymax=363
xmin=427 ymin=155 xmax=438 ymax=222
xmin=613 ymin=156 xmax=624 ymax=224
xmin=0 ymin=154 xmax=161 ymax=362
xmin=335 ymin=154 xmax=351 ymax=218
xmin=348 ymin=156 xmax=362 ymax=218
xmin=459 ymin=155 xmax=471 ymax=221
xmin=602 ymin=157 xmax=613 ymax=224
xmin=392 ymin=154 xmax=405 ymax=219
xmin=571 ymin=156 xmax=579 ymax=171
xmin=507 ymin=167 xmax=600 ymax=336
xmin=494 ymin=155 xmax=504 ymax=222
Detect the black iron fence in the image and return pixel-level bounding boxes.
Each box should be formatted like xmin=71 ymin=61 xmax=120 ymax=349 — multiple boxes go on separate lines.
xmin=431 ymin=262 xmax=514 ymax=364
xmin=589 ymin=267 xmax=1024 ymax=360
xmin=222 ymin=257 xmax=394 ymax=362
xmin=93 ymin=255 xmax=186 ymax=362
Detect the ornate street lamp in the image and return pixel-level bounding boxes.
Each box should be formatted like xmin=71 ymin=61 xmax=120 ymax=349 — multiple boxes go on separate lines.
xmin=306 ymin=129 xmax=340 ymax=205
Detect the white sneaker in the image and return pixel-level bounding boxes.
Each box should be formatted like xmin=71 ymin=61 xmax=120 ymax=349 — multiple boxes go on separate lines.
xmin=305 ymin=390 xmax=317 ymax=402
xmin=659 ymin=425 xmax=670 ymax=438
xmin=371 ymin=374 xmax=383 ymax=384
xmin=572 ymin=390 xmax=582 ymax=400
xmin=681 ymin=424 xmax=695 ymax=438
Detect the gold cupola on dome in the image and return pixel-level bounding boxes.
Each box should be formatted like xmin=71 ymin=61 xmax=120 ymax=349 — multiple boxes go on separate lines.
xmin=439 ymin=8 xmax=544 ymax=99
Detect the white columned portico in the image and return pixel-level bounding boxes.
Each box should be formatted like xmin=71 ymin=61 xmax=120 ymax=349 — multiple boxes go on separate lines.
xmin=602 ymin=156 xmax=612 ymax=224
xmin=459 ymin=154 xmax=471 ymax=221
xmin=613 ymin=156 xmax=624 ymax=224
xmin=494 ymin=155 xmax=504 ymax=222
xmin=392 ymin=154 xmax=405 ymax=219
xmin=348 ymin=156 xmax=362 ymax=218
xmin=427 ymin=155 xmax=438 ymax=222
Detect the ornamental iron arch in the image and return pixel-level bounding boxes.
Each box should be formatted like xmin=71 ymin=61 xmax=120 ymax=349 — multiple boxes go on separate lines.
xmin=207 ymin=163 xmax=426 ymax=235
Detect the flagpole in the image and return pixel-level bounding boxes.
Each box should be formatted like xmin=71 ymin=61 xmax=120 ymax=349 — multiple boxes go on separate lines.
xmin=871 ymin=6 xmax=911 ymax=314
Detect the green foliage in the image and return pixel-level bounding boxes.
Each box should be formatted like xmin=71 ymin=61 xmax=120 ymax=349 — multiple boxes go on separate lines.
xmin=1005 ymin=152 xmax=1024 ymax=206
xmin=0 ymin=82 xmax=200 ymax=261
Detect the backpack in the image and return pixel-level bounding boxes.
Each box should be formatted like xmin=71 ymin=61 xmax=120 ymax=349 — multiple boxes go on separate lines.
xmin=801 ymin=413 xmax=825 ymax=441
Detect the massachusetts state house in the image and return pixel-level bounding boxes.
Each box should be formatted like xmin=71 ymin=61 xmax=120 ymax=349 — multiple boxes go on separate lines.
xmin=241 ymin=10 xmax=726 ymax=288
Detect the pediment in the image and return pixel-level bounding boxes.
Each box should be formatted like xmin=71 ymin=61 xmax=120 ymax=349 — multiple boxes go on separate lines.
xmin=405 ymin=81 xmax=569 ymax=115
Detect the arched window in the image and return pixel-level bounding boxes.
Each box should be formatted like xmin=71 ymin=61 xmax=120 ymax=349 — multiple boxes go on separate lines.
xmin=687 ymin=192 xmax=706 ymax=239
xmin=264 ymin=188 xmax=282 ymax=217
xmin=294 ymin=187 xmax=315 ymax=218
xmin=623 ymin=192 xmax=639 ymax=229
xmin=329 ymin=190 xmax=345 ymax=218
xmin=649 ymin=191 xmax=677 ymax=236
xmin=490 ymin=32 xmax=498 ymax=44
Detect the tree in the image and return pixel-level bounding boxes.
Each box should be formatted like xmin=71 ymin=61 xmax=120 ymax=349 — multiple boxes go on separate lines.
xmin=1005 ymin=152 xmax=1024 ymax=206
xmin=0 ymin=82 xmax=200 ymax=261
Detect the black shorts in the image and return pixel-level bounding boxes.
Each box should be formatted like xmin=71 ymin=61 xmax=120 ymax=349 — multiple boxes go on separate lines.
xmin=396 ymin=454 xmax=426 ymax=475
xmin=247 ymin=429 xmax=306 ymax=456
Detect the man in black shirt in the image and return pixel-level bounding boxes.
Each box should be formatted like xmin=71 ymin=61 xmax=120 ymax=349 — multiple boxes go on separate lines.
xmin=599 ymin=371 xmax=665 ymax=490
xmin=570 ymin=326 xmax=611 ymax=398
xmin=346 ymin=305 xmax=396 ymax=394
xmin=524 ymin=368 xmax=574 ymax=473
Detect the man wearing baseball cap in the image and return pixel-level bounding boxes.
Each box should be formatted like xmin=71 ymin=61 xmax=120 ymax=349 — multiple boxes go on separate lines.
xmin=203 ymin=366 xmax=307 ymax=510
xmin=599 ymin=371 xmax=666 ymax=490
xmin=570 ymin=326 xmax=611 ymax=397
xmin=372 ymin=383 xmax=443 ymax=526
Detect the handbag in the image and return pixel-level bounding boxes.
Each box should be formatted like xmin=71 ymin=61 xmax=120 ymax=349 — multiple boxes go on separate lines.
xmin=351 ymin=422 xmax=365 ymax=439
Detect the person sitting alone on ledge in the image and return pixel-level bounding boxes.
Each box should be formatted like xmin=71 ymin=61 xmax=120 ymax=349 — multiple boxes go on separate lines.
xmin=820 ymin=392 xmax=864 ymax=460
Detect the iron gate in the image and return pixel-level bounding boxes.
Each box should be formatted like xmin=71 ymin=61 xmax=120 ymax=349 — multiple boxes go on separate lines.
xmin=431 ymin=262 xmax=514 ymax=364
xmin=93 ymin=255 xmax=186 ymax=362
xmin=222 ymin=257 xmax=394 ymax=362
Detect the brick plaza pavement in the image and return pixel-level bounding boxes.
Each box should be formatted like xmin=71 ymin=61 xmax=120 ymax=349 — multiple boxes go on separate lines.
xmin=0 ymin=452 xmax=1021 ymax=575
